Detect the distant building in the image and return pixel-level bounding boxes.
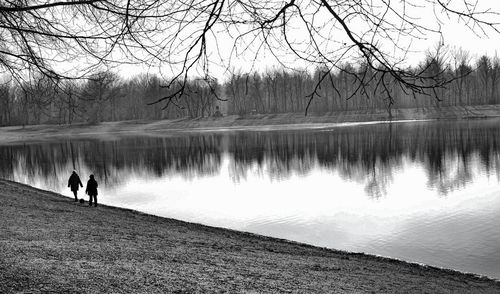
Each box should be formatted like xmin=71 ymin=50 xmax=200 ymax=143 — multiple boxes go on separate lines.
xmin=213 ymin=105 xmax=223 ymax=118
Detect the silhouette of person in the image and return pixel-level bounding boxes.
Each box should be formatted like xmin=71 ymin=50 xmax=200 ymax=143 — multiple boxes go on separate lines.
xmin=85 ymin=174 xmax=98 ymax=207
xmin=67 ymin=170 xmax=83 ymax=202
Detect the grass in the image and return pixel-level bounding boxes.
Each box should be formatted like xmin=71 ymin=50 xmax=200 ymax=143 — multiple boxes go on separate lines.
xmin=1 ymin=105 xmax=500 ymax=145
xmin=1 ymin=179 xmax=499 ymax=293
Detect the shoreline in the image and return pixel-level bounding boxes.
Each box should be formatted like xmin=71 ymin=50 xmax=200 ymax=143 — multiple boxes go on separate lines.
xmin=1 ymin=104 xmax=500 ymax=144
xmin=1 ymin=179 xmax=499 ymax=293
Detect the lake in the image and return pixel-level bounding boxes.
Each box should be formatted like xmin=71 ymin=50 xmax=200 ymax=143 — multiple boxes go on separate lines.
xmin=2 ymin=119 xmax=500 ymax=279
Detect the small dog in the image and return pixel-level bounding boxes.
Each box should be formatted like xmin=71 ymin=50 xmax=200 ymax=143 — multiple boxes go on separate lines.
xmin=79 ymin=198 xmax=85 ymax=204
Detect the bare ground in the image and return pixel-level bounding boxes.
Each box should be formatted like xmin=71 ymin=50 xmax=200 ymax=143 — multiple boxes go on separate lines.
xmin=1 ymin=105 xmax=500 ymax=144
xmin=1 ymin=179 xmax=499 ymax=293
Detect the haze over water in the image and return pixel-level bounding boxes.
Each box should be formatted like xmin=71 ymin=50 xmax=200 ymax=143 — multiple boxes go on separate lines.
xmin=2 ymin=119 xmax=500 ymax=278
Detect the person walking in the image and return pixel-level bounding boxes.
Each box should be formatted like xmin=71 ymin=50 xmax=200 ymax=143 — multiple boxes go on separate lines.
xmin=85 ymin=174 xmax=98 ymax=207
xmin=68 ymin=170 xmax=83 ymax=202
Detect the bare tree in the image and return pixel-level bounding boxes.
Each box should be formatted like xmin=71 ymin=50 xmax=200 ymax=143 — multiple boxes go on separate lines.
xmin=450 ymin=48 xmax=472 ymax=106
xmin=477 ymin=55 xmax=492 ymax=104
xmin=80 ymin=71 xmax=121 ymax=124
xmin=490 ymin=54 xmax=500 ymax=104
xmin=1 ymin=1 xmax=499 ymax=112
xmin=0 ymin=80 xmax=11 ymax=125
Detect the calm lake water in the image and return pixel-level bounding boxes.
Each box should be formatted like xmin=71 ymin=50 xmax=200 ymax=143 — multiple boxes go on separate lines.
xmin=2 ymin=119 xmax=500 ymax=278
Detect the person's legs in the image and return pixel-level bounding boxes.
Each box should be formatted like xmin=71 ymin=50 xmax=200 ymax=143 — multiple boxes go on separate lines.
xmin=72 ymin=190 xmax=78 ymax=201
xmin=93 ymin=195 xmax=97 ymax=207
xmin=88 ymin=194 xmax=93 ymax=206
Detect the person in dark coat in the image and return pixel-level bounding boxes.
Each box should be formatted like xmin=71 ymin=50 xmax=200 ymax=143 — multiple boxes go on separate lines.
xmin=85 ymin=174 xmax=98 ymax=207
xmin=68 ymin=170 xmax=83 ymax=202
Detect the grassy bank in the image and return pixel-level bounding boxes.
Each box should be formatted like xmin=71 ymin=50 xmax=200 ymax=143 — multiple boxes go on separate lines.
xmin=1 ymin=179 xmax=499 ymax=293
xmin=1 ymin=104 xmax=500 ymax=144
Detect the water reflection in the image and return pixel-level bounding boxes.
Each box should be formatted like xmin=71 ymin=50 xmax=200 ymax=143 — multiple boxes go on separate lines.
xmin=2 ymin=119 xmax=500 ymax=198
xmin=2 ymin=119 xmax=500 ymax=278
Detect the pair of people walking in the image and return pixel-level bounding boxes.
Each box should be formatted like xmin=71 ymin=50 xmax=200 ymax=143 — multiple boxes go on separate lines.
xmin=68 ymin=171 xmax=99 ymax=207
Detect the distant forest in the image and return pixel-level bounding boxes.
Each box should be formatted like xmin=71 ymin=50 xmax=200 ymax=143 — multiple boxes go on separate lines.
xmin=0 ymin=49 xmax=499 ymax=126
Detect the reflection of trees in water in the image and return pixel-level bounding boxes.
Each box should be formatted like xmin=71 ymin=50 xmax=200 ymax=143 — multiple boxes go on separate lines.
xmin=417 ymin=121 xmax=500 ymax=195
xmin=228 ymin=132 xmax=316 ymax=182
xmin=82 ymin=136 xmax=223 ymax=183
xmin=0 ymin=135 xmax=223 ymax=191
xmin=0 ymin=119 xmax=499 ymax=197
xmin=226 ymin=127 xmax=401 ymax=197
xmin=224 ymin=120 xmax=500 ymax=197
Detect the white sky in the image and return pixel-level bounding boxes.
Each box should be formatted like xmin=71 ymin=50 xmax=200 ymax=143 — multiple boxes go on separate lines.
xmin=116 ymin=1 xmax=500 ymax=80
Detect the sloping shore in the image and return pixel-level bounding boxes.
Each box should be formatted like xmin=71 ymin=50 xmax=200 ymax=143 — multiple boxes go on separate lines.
xmin=1 ymin=104 xmax=500 ymax=144
xmin=1 ymin=179 xmax=499 ymax=293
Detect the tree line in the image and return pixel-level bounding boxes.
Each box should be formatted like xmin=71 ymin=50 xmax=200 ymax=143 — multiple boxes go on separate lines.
xmin=0 ymin=72 xmax=221 ymax=126
xmin=0 ymin=49 xmax=499 ymax=127
xmin=226 ymin=49 xmax=500 ymax=116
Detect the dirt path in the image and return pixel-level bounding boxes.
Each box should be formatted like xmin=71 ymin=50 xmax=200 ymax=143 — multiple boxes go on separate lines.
xmin=1 ymin=179 xmax=499 ymax=293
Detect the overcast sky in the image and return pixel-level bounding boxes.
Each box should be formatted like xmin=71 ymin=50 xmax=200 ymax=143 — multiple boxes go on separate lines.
xmin=116 ymin=1 xmax=500 ymax=81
